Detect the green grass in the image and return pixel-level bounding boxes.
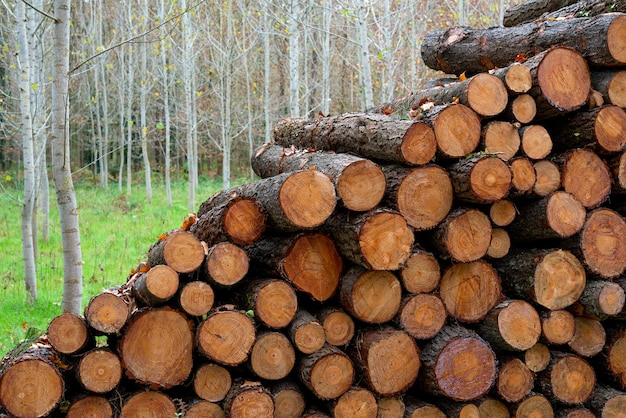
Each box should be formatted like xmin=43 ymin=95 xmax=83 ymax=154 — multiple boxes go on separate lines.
xmin=0 ymin=175 xmax=231 ymax=358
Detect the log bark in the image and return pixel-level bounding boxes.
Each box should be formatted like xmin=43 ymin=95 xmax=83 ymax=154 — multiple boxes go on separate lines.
xmin=204 ymin=242 xmax=249 ymax=287
xmin=66 ymin=396 xmax=113 ymax=418
xmin=446 ymin=154 xmax=512 ymax=204
xmin=497 ymin=357 xmax=535 ymax=403
xmin=541 ymin=309 xmax=576 ymax=345
xmin=251 ymin=144 xmax=386 ymax=212
xmin=288 ymin=310 xmax=326 ymax=354
xmin=131 ymin=264 xmax=179 ymax=306
xmin=273 ymin=113 xmax=437 ymax=166
xmin=271 ymin=380 xmax=306 ymax=418
xmin=244 ymin=279 xmax=298 ymax=329
xmin=586 ymin=383 xmax=626 ymax=417
xmin=537 ymin=352 xmax=596 ymax=404
xmin=249 ymin=331 xmax=296 ymax=380
xmin=430 ymin=208 xmax=493 ymax=263
xmin=147 ymin=229 xmax=205 ymax=273
xmin=120 ymin=391 xmax=177 ymax=418
xmin=339 ymin=267 xmax=402 ymax=324
xmin=399 ymin=248 xmax=441 ymax=293
xmin=439 ymin=260 xmax=503 ymax=323
xmin=418 ymin=324 xmax=497 ymax=401
xmin=567 ymin=316 xmax=606 ymax=357
xmin=502 ymin=0 xmax=580 ymax=27
xmin=396 ymin=293 xmax=447 ymax=340
xmin=475 ymin=299 xmax=542 ymax=351
xmin=47 ymin=312 xmax=90 ymax=355
xmin=332 ymin=387 xmax=378 ymax=418
xmin=383 ymin=165 xmax=453 ymax=231
xmin=222 ymin=380 xmax=275 ymax=418
xmin=574 ymin=279 xmax=625 ymax=319
xmin=519 ymin=124 xmax=552 ymax=160
xmin=193 ymin=363 xmax=232 ymax=402
xmin=535 ymin=0 xmax=626 ymax=23
xmin=352 ymin=328 xmax=421 ymax=396
xmin=316 ymin=306 xmax=355 ymax=347
xmin=84 ymin=289 xmax=131 ymax=335
xmin=592 ymin=69 xmax=626 ymax=107
xmin=420 ymin=14 xmax=625 ymax=75
xmin=299 ymin=344 xmax=354 ymax=400
xmin=482 ymin=120 xmax=521 ymax=160
xmin=77 ymin=349 xmax=122 ymax=394
xmin=510 ymin=156 xmax=538 ymax=196
xmin=178 ymin=280 xmax=215 ymax=317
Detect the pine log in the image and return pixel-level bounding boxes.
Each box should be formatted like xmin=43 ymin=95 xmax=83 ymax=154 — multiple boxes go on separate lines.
xmin=131 ymin=264 xmax=179 ymax=306
xmin=185 ymin=400 xmax=226 ymax=418
xmin=502 ymin=0 xmax=580 ymax=27
xmin=396 ymin=293 xmax=447 ymax=340
xmin=196 ymin=306 xmax=256 ymax=367
xmin=567 ymin=316 xmax=606 ymax=357
xmin=490 ymin=199 xmax=516 ymax=227
xmin=532 ymin=159 xmax=561 ymax=197
xmin=525 ymin=343 xmax=551 ymax=373
xmin=492 ymin=248 xmax=586 ymax=310
xmin=271 ymin=380 xmax=306 ymax=418
xmin=547 ymin=104 xmax=626 ymax=154
xmin=120 ymin=391 xmax=177 ymax=417
xmin=512 ymin=394 xmax=553 ymax=418
xmin=383 ymin=165 xmax=453 ymax=231
xmin=147 ymin=230 xmax=205 ymax=273
xmin=585 ymin=384 xmax=626 ymax=417
xmin=439 ymin=260 xmax=503 ymax=323
xmin=193 ymin=363 xmax=232 ymax=402
xmin=77 ymin=349 xmax=122 ymax=394
xmin=482 ymin=120 xmax=521 ymax=160
xmin=541 ymin=309 xmax=576 ymax=345
xmin=249 ymin=331 xmax=296 ymax=380
xmin=421 ymin=14 xmax=625 ymax=75
xmin=47 ymin=312 xmax=90 ymax=355
xmin=487 ymin=228 xmax=511 ymax=259
xmin=555 ymin=408 xmax=595 ymax=418
xmin=223 ymin=380 xmax=275 ymax=418
xmin=178 ymin=280 xmax=215 ymax=317
xmin=203 ymin=242 xmax=249 ymax=287
xmin=199 ymin=171 xmax=336 ymax=232
xmin=246 ymin=232 xmax=342 ymax=302
xmin=477 ymin=399 xmax=510 ymax=417
xmin=191 ymin=196 xmax=266 ymax=246
xmin=402 ymin=398 xmax=445 ymax=417
xmin=332 ymin=387 xmax=378 ymax=418
xmin=493 ymin=61 xmax=533 ymax=93
xmin=430 ymin=207 xmax=492 ymax=263
xmin=339 ymin=267 xmax=402 ymax=324
xmin=446 ymin=154 xmax=512 ymax=204
xmin=509 ymin=156 xmax=537 ymax=196
xmin=352 ymin=328 xmax=420 ymax=396
xmin=272 ymin=113 xmax=437 ymax=166
xmin=519 ymin=125 xmax=552 ymax=160
xmin=426 ymin=104 xmax=482 ymax=159
xmin=475 ymin=299 xmax=542 ymax=351
xmin=251 ymin=144 xmax=386 ymax=212
xmin=244 ymin=279 xmax=297 ymax=329
xmin=507 ymin=191 xmax=586 ymax=242
xmin=324 ymin=208 xmax=413 ymax=270
xmin=0 ymin=343 xmax=64 ymax=418
xmin=299 ymin=343 xmax=354 ymax=400
xmin=592 ymin=70 xmax=626 ymax=107
xmin=418 ymin=324 xmax=497 ymax=401
xmin=609 ymin=151 xmax=626 ymax=194
xmin=537 ymin=0 xmax=626 ymax=23
xmin=84 ymin=289 xmax=131 ymax=335
xmin=119 ymin=307 xmax=193 ymax=389
xmin=506 ymin=93 xmax=537 ymax=124
xmin=377 ymin=396 xmax=405 ymax=418
xmin=316 ymin=306 xmax=355 ymax=347
xmin=574 ymin=279 xmax=625 ymax=319
xmin=435 ymin=401 xmax=481 ymax=418
xmin=399 ymin=248 xmax=441 ymax=293
xmin=288 ymin=310 xmax=326 ymax=354
xmin=497 ymin=357 xmax=535 ymax=403
xmin=600 ymin=326 xmax=626 ymax=390
xmin=559 ymin=148 xmax=612 ymax=209
xmin=66 ymin=396 xmax=113 ymax=418
xmin=537 ymin=352 xmax=596 ymax=405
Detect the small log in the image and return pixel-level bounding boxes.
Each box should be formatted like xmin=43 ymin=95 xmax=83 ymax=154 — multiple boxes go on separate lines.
xmin=592 ymin=70 xmax=626 ymax=107
xmin=475 ymin=299 xmax=541 ymax=351
xmin=325 ymin=208 xmax=414 ymax=271
xmin=418 ymin=324 xmax=497 ymax=401
xmin=541 ymin=309 xmax=575 ymax=345
xmin=537 ymin=352 xmax=596 ymax=405
xmin=66 ymin=396 xmax=113 ymax=418
xmin=193 ymin=363 xmax=232 ymax=402
xmin=84 ymin=289 xmax=131 ymax=335
xmin=131 ymin=264 xmax=179 ymax=306
xmin=288 ymin=310 xmax=326 ymax=354
xmin=77 ymin=349 xmax=122 ymax=394
xmin=192 ymin=196 xmax=266 ymax=246
xmin=245 ymin=279 xmax=297 ymax=329
xmin=377 ymin=396 xmax=405 ymax=418
xmin=185 ymin=399 xmax=226 ymax=418
xmin=525 ymin=343 xmax=551 ymax=373
xmin=497 ymin=357 xmax=535 ymax=403
xmin=178 ymin=280 xmax=214 ymax=317
xmin=383 ymin=165 xmax=453 ymax=231
xmin=477 ymin=399 xmax=510 ymax=417
xmin=519 ymin=125 xmax=552 ymax=160
xmin=396 ymin=293 xmax=447 ymax=340
xmin=430 ymin=207 xmax=492 ymax=263
xmin=402 ymin=398 xmax=445 ymax=417
xmin=222 ymin=380 xmax=275 ymax=418
xmin=507 ymin=93 xmax=537 ymax=124
xmin=434 ymin=401 xmax=480 ymax=418
xmin=482 ymin=120 xmax=520 ymax=160
xmin=487 ymin=228 xmax=511 ymax=259
xmin=251 ymin=144 xmax=386 ymax=212
xmin=560 ymin=148 xmax=612 ymax=209
xmin=502 ymin=0 xmax=579 ymax=27
xmin=399 ymin=248 xmax=441 ymax=293
xmin=509 ymin=156 xmax=537 ymax=196
xmin=339 ymin=267 xmax=402 ymax=324
xmin=512 ymin=394 xmax=554 ymax=418
xmin=577 ymin=207 xmax=626 ymax=278
xmin=249 ymin=331 xmax=296 ymax=381
xmin=489 ymin=199 xmax=516 ymax=227
xmin=271 ymin=380 xmax=306 ymax=418
xmin=303 ymin=408 xmax=331 ymax=418
xmin=299 ymin=343 xmax=354 ymax=400
xmin=332 ymin=387 xmax=378 ymax=418
xmin=492 ymin=248 xmax=586 ymax=310
xmin=47 ymin=312 xmax=90 ymax=355
xmin=197 ymin=306 xmax=256 ymax=367
xmin=446 ymin=154 xmax=512 ymax=204
xmin=567 ymin=317 xmax=606 ymax=358
xmin=119 ymin=307 xmax=193 ymax=389
xmin=120 ymin=391 xmax=177 ymax=417
xmin=273 ymin=113 xmax=437 ymax=166
xmin=532 ymin=159 xmax=561 ymax=197
xmin=204 ymin=242 xmax=249 ymax=287
xmin=609 ymin=151 xmax=626 ymax=194
xmin=494 ymin=61 xmax=533 ymax=93
xmin=555 ymin=408 xmax=595 ymax=418
xmin=574 ymin=279 xmax=625 ymax=319
xmin=147 ymin=230 xmax=205 ymax=273
xmin=507 ymin=191 xmax=586 ymax=242
xmin=316 ymin=306 xmax=355 ymax=347
xmin=600 ymin=327 xmax=626 ymax=390
xmin=353 ymin=328 xmax=420 ymax=396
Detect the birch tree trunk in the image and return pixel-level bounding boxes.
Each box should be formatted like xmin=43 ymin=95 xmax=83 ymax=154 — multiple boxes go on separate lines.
xmin=262 ymin=1 xmax=272 ymax=143
xmin=288 ymin=0 xmax=301 ymax=117
xmin=356 ymin=1 xmax=374 ymax=110
xmin=159 ymin=0 xmax=172 ymax=206
xmin=125 ymin=2 xmax=134 ymax=197
xmin=182 ymin=0 xmax=196 ymax=208
xmin=140 ymin=0 xmax=152 ymax=202
xmin=52 ymin=0 xmax=83 ymax=314
xmin=321 ymin=0 xmax=331 ymax=115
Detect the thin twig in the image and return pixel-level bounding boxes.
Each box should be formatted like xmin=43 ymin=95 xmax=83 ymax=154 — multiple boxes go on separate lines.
xmin=20 ymin=0 xmax=58 ymax=23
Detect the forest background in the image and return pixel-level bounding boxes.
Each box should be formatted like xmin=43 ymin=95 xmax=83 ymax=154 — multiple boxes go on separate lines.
xmin=0 ymin=0 xmax=519 ymax=356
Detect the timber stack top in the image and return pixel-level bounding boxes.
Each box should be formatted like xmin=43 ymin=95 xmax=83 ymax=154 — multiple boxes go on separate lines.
xmin=3 ymin=0 xmax=626 ymax=417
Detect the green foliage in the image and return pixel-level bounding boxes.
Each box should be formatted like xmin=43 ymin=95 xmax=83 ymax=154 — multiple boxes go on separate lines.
xmin=0 ymin=176 xmax=225 ymax=358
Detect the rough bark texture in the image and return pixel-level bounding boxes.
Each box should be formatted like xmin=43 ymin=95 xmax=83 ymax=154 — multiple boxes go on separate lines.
xmin=502 ymin=0 xmax=580 ymax=27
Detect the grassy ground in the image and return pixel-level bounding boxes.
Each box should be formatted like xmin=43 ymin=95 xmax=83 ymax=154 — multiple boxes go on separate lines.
xmin=0 ymin=175 xmax=230 ymax=358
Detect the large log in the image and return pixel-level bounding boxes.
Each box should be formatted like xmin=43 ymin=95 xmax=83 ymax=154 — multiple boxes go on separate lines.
xmin=421 ymin=14 xmax=626 ymax=75
xmin=537 ymin=352 xmax=596 ymax=405
xmin=502 ymin=0 xmax=580 ymax=27
xmin=532 ymin=0 xmax=626 ymax=24
xmin=147 ymin=229 xmax=205 ymax=273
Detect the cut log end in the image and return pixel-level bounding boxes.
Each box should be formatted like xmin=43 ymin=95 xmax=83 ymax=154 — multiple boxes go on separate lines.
xmin=510 ymin=157 xmax=537 ymax=194
xmin=467 ymin=73 xmax=508 ymax=117
xmin=47 ymin=312 xmax=89 ymax=355
xmin=483 ymin=121 xmax=520 ymax=161
xmin=359 ymin=211 xmax=414 ymax=270
xmin=537 ymin=47 xmax=591 ymax=112
xmin=333 ymin=388 xmax=378 ymax=418
xmin=608 ymin=71 xmax=626 ymax=107
xmin=194 ymin=363 xmax=232 ymax=402
xmin=253 ymin=279 xmax=298 ymax=329
xmin=533 ymin=160 xmax=561 ymax=197
xmin=341 ymin=269 xmax=402 ymax=324
xmin=546 ymin=191 xmax=586 ymax=238
xmin=514 ymin=394 xmax=553 ymax=418
xmin=504 ymin=62 xmax=532 ymax=93
xmin=179 ymin=281 xmax=215 ymax=317
xmin=301 ymin=345 xmax=354 ymax=400
xmin=400 ymin=250 xmax=441 ymax=293
xmin=581 ymin=208 xmax=626 ymax=278
xmin=398 ymin=293 xmax=447 ymax=340
xmin=498 ymin=358 xmax=534 ymax=403
xmin=535 ymin=249 xmax=586 ymax=310
xmin=441 ymin=209 xmax=493 ymax=263
xmin=487 ymin=228 xmax=511 ymax=259
xmin=250 ymin=332 xmax=296 ymax=380
xmin=337 ymin=159 xmax=386 ymax=211
xmin=490 ymin=199 xmax=516 ymax=227
xmin=525 ymin=343 xmax=551 ymax=373
xmin=608 ymin=15 xmax=626 ymax=64
xmin=318 ymin=308 xmax=355 ymax=347
xmin=207 ymin=242 xmax=249 ymax=287
xmin=224 ymin=197 xmax=266 ymax=245
xmin=121 ymin=391 xmax=177 ymax=417
xmin=550 ymin=354 xmax=596 ymax=404
xmin=66 ymin=396 xmax=113 ymax=418
xmin=595 ymin=105 xmax=626 ymax=153
xmin=197 ymin=309 xmax=256 ymax=367
xmin=78 ymin=349 xmax=122 ymax=394
xmin=510 ymin=94 xmax=537 ymax=124
xmin=401 ymin=122 xmax=437 ymax=165
xmin=562 ymin=148 xmax=611 ymax=209
xmin=280 ymin=170 xmax=337 ymax=229
xmin=542 ymin=309 xmax=575 ymax=346
xmin=470 ymin=156 xmax=512 ymax=202
xmin=162 ymin=230 xmax=206 ymax=273
xmin=521 ymin=125 xmax=552 ymax=160
xmin=434 ymin=104 xmax=481 ymax=158
xmin=84 ymin=292 xmax=130 ymax=334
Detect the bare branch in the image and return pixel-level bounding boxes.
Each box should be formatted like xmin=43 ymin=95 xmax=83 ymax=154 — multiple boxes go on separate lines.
xmin=20 ymin=0 xmax=58 ymax=23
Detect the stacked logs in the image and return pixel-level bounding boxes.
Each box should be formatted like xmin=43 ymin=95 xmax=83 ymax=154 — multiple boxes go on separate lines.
xmin=3 ymin=2 xmax=626 ymax=418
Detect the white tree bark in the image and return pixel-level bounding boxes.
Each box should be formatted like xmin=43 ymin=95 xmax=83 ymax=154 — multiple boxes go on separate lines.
xmin=321 ymin=0 xmax=332 ymax=115
xmin=356 ymin=1 xmax=374 ymax=109
xmin=288 ymin=0 xmax=301 ymax=117
xmin=182 ymin=0 xmax=196 ymax=209
xmin=52 ymin=0 xmax=83 ymax=314
xmin=262 ymin=0 xmax=272 ymax=143
xmin=139 ymin=0 xmax=152 ymax=202
xmin=125 ymin=1 xmax=134 ymax=196
xmin=159 ymin=0 xmax=172 ymax=206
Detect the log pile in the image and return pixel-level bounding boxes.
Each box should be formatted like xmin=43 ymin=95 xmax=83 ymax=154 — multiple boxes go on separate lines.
xmin=3 ymin=1 xmax=626 ymax=417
